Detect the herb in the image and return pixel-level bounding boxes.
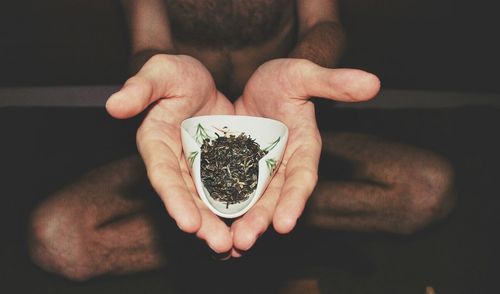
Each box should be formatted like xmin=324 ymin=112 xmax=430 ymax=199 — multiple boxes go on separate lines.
xmin=200 ymin=132 xmax=267 ymax=208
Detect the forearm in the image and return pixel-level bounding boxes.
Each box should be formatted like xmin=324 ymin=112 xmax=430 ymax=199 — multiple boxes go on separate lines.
xmin=121 ymin=0 xmax=177 ymax=74
xmin=289 ymin=21 xmax=345 ymax=68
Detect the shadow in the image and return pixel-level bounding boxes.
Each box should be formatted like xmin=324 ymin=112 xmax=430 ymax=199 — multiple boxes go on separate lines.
xmin=1 ymin=106 xmax=498 ymax=293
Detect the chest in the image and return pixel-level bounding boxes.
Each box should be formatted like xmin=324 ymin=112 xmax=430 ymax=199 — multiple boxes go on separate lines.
xmin=165 ymin=0 xmax=293 ymax=47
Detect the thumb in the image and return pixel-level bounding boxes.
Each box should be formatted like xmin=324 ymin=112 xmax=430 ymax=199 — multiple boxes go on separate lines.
xmin=106 ymin=55 xmax=178 ymax=119
xmin=106 ymin=76 xmax=155 ymax=119
xmin=300 ymin=61 xmax=381 ymax=102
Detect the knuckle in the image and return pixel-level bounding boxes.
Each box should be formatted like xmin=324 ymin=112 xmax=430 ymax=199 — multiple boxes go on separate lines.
xmin=148 ymin=53 xmax=171 ymax=66
xmin=293 ymin=58 xmax=315 ymax=70
xmin=149 ymin=54 xmax=186 ymax=77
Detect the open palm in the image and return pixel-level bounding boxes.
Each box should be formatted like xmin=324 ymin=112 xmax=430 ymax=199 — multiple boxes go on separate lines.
xmin=106 ymin=54 xmax=234 ymax=254
xmin=232 ymin=58 xmax=380 ymax=254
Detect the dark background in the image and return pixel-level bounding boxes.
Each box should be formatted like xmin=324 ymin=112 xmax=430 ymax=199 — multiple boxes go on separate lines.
xmin=0 ymin=1 xmax=498 ymax=293
xmin=1 ymin=0 xmax=499 ymax=93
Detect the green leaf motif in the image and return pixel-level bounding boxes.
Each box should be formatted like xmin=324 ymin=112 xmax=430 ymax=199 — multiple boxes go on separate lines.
xmin=195 ymin=123 xmax=212 ymax=144
xmin=266 ymin=158 xmax=278 ymax=174
xmin=263 ymin=137 xmax=280 ymax=153
xmin=188 ymin=151 xmax=199 ymax=167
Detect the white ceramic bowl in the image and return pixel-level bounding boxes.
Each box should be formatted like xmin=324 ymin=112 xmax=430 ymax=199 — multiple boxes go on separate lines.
xmin=181 ymin=115 xmax=288 ymax=218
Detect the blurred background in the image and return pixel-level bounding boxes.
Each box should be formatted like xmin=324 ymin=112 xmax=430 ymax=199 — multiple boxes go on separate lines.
xmin=0 ymin=1 xmax=498 ymax=293
xmin=0 ymin=0 xmax=499 ymax=93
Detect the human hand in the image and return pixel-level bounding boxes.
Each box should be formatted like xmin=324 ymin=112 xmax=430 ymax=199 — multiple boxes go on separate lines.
xmin=232 ymin=58 xmax=380 ymax=255
xmin=106 ymin=54 xmax=234 ymax=254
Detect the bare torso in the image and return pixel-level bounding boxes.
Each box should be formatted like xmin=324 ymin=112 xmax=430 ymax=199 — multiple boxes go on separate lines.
xmin=164 ymin=0 xmax=297 ymax=98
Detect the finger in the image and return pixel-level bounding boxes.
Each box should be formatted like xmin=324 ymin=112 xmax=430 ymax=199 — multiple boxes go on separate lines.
xmin=106 ymin=76 xmax=155 ymax=119
xmin=137 ymin=132 xmax=201 ymax=234
xmin=106 ymin=55 xmax=178 ymax=119
xmin=273 ymin=144 xmax=320 ymax=234
xmin=298 ymin=61 xmax=381 ymax=102
xmin=232 ymin=206 xmax=272 ymax=253
xmin=180 ymin=162 xmax=233 ymax=254
xmin=232 ymin=170 xmax=284 ymax=254
xmin=195 ymin=203 xmax=233 ymax=254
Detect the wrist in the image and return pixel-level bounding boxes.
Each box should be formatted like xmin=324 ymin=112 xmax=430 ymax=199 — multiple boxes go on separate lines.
xmin=130 ymin=48 xmax=178 ymax=75
xmin=288 ymin=21 xmax=344 ymax=68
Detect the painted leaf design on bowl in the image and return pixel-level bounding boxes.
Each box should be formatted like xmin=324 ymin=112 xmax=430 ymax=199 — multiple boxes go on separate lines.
xmin=266 ymin=158 xmax=278 ymax=174
xmin=195 ymin=123 xmax=213 ymax=144
xmin=187 ymin=151 xmax=199 ymax=167
xmin=263 ymin=137 xmax=281 ymax=153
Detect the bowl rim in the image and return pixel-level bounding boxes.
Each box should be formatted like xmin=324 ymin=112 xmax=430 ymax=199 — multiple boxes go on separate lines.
xmin=181 ymin=114 xmax=288 ymax=130
xmin=181 ymin=114 xmax=289 ymax=218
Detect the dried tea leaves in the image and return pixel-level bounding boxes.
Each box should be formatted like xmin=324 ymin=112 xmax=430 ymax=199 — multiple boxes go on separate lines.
xmin=200 ymin=133 xmax=267 ymax=208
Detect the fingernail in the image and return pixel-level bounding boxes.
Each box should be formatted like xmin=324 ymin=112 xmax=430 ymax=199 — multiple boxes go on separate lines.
xmin=232 ymin=248 xmax=246 ymax=258
xmin=211 ymin=251 xmax=231 ymax=261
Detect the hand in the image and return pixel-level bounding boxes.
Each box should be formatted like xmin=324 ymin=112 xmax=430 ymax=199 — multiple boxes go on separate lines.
xmin=232 ymin=58 xmax=380 ymax=255
xmin=106 ymin=54 xmax=234 ymax=254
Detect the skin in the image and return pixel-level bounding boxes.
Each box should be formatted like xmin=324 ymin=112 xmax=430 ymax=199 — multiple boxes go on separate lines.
xmin=107 ymin=55 xmax=235 ymax=252
xmin=28 ymin=0 xmax=455 ymax=280
xmin=232 ymin=60 xmax=380 ymax=255
xmin=113 ymin=0 xmax=381 ymax=256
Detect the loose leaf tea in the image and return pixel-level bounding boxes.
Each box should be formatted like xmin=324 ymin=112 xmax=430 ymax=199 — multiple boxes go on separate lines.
xmin=200 ymin=132 xmax=267 ymax=208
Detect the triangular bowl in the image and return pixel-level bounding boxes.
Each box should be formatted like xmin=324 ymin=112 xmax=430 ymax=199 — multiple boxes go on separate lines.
xmin=181 ymin=115 xmax=288 ymax=218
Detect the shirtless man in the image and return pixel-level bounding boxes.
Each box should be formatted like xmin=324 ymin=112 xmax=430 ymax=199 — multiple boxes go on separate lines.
xmin=28 ymin=0 xmax=455 ymax=281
